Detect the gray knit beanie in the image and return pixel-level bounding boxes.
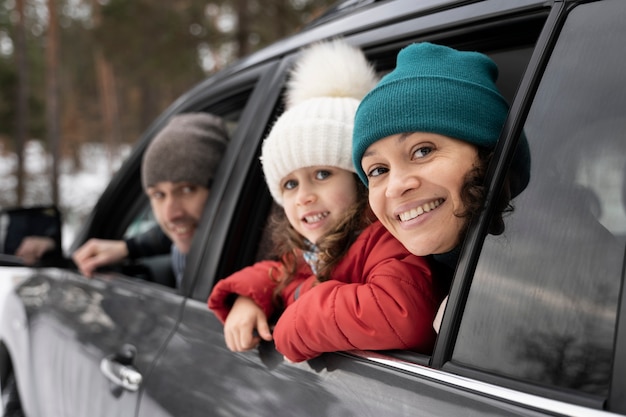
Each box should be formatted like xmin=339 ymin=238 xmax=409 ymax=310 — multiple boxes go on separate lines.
xmin=142 ymin=113 xmax=229 ymax=190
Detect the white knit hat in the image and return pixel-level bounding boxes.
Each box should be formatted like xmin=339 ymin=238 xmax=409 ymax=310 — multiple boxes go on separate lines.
xmin=260 ymin=39 xmax=378 ymax=206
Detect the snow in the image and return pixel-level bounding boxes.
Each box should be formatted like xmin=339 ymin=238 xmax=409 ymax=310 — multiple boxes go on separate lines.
xmin=0 ymin=139 xmax=132 ymax=253
xmin=0 ymin=141 xmax=132 ymax=379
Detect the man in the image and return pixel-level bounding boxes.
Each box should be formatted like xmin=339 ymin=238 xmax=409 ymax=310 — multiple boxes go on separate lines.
xmin=72 ymin=112 xmax=228 ymax=288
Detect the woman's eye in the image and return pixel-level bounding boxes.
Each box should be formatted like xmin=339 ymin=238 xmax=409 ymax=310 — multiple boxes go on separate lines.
xmin=367 ymin=166 xmax=388 ymax=178
xmin=149 ymin=192 xmax=164 ymax=200
xmin=413 ymin=146 xmax=433 ymax=159
xmin=283 ymin=179 xmax=297 ymax=190
xmin=182 ymin=185 xmax=194 ymax=194
xmin=315 ymin=170 xmax=331 ymax=180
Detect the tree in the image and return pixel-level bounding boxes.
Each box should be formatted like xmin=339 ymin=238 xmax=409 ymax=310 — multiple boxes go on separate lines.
xmin=46 ymin=0 xmax=61 ymax=205
xmin=14 ymin=0 xmax=28 ymax=205
xmin=1 ymin=0 xmax=338 ymax=213
xmin=91 ymin=0 xmax=121 ymax=171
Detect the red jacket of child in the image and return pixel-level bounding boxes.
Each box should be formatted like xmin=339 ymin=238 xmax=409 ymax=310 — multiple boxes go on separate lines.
xmin=207 ymin=220 xmax=440 ymax=362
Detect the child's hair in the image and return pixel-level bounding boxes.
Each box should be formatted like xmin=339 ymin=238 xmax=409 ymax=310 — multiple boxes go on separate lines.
xmin=257 ymin=39 xmax=378 ymax=309
xmin=270 ymin=174 xmax=371 ymax=308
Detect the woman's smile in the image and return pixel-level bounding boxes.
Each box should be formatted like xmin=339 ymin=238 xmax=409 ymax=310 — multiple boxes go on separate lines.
xmin=363 ymin=132 xmax=479 ymax=255
xmin=396 ymin=198 xmax=444 ymax=222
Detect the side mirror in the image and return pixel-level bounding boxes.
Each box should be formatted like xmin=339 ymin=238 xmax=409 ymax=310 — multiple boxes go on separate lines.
xmin=0 ymin=205 xmax=63 ymax=266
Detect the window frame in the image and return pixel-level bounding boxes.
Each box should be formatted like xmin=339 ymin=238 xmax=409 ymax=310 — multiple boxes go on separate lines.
xmin=433 ymin=0 xmax=566 ymax=370
xmin=436 ymin=0 xmax=626 ymax=413
xmin=186 ymin=59 xmax=289 ymax=300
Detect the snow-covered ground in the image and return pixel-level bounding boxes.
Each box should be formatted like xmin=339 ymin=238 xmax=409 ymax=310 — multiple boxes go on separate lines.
xmin=0 ymin=140 xmax=132 ymax=252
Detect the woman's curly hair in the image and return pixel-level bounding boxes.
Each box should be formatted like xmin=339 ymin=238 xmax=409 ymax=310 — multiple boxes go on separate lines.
xmin=269 ymin=174 xmax=370 ymax=308
xmin=457 ymin=148 xmax=514 ymax=236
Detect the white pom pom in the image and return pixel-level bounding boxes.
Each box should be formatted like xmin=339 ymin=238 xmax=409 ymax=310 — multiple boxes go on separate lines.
xmin=286 ymin=38 xmax=379 ymax=109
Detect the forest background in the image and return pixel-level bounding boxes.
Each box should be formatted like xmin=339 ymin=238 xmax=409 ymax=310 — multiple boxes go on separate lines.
xmin=0 ymin=0 xmax=335 ymax=249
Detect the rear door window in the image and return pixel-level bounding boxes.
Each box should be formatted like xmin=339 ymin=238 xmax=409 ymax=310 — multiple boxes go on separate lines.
xmin=453 ymin=0 xmax=626 ymax=401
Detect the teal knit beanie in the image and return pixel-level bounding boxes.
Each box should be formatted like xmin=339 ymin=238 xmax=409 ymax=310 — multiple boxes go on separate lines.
xmin=353 ymin=42 xmax=530 ymax=197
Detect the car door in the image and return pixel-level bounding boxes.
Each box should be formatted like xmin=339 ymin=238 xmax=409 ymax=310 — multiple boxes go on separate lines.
xmin=5 ymin=269 xmax=181 ymax=417
xmin=2 ymin=62 xmax=271 ymax=417
xmin=436 ymin=0 xmax=626 ymax=414
xmin=139 ymin=2 xmax=608 ymax=416
xmin=133 ymin=52 xmax=289 ymax=417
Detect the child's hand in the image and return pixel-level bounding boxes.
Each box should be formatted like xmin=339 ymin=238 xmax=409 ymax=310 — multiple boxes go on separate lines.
xmin=224 ymin=296 xmax=273 ymax=352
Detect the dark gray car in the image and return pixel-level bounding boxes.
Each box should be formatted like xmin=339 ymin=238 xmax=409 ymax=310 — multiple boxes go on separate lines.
xmin=2 ymin=0 xmax=626 ymax=416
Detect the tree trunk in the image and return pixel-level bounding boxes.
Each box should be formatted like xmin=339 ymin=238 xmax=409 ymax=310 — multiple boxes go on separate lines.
xmin=92 ymin=0 xmax=121 ymax=174
xmin=95 ymin=49 xmax=121 ymax=173
xmin=235 ymin=0 xmax=250 ymax=58
xmin=14 ymin=0 xmax=28 ymax=206
xmin=46 ymin=0 xmax=61 ymax=205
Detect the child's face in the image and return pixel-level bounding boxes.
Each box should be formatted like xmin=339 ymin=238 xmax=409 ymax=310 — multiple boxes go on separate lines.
xmin=281 ymin=166 xmax=358 ymax=245
xmin=361 ymin=132 xmax=479 ymax=256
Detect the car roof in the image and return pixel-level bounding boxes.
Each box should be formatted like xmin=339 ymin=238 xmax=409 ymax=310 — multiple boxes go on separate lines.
xmin=216 ymin=0 xmax=496 ymax=75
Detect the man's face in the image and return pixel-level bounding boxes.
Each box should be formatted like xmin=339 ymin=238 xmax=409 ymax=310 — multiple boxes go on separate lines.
xmin=146 ymin=181 xmax=210 ymax=254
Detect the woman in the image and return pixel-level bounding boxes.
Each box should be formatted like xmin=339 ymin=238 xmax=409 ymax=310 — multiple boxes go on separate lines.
xmin=352 ymin=42 xmax=531 ymax=321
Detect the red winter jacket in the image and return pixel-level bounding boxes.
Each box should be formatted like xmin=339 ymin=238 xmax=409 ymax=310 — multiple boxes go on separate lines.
xmin=208 ymin=221 xmax=440 ymax=362
xmin=208 ymin=257 xmax=310 ymax=324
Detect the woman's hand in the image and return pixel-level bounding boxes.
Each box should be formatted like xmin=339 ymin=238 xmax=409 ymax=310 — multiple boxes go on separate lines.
xmin=223 ymin=296 xmax=273 ymax=352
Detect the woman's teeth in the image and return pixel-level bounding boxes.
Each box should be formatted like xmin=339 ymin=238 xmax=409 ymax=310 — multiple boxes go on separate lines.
xmin=398 ymin=199 xmax=443 ymax=222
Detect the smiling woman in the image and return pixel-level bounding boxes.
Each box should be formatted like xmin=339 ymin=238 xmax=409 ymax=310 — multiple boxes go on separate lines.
xmin=352 ymin=42 xmax=531 ymax=319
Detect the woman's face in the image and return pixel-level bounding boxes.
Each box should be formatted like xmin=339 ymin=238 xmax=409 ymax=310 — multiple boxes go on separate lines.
xmin=361 ymin=132 xmax=479 ymax=256
xmin=281 ymin=166 xmax=358 ymax=245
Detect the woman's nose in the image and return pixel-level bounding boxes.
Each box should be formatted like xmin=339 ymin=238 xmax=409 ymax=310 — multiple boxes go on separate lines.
xmin=386 ymin=166 xmax=421 ymax=198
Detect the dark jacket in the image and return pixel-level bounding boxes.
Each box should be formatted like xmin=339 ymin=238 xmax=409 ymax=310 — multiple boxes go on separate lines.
xmin=124 ymin=225 xmax=171 ymax=259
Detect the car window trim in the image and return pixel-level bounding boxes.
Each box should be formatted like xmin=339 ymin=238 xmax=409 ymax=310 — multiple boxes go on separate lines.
xmin=609 ymin=248 xmax=626 ymax=413
xmin=351 ymin=351 xmax=614 ymax=416
xmin=186 ymin=59 xmax=290 ymax=300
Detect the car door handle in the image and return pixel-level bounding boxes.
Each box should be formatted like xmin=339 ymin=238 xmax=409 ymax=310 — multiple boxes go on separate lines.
xmin=100 ymin=355 xmax=143 ymax=392
xmin=100 ymin=344 xmax=143 ymax=397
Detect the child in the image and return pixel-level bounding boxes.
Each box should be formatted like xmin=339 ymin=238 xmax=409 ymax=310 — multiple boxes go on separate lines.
xmin=208 ymin=39 xmax=444 ymax=363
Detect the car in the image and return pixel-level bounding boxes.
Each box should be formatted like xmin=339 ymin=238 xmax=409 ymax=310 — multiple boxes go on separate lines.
xmin=1 ymin=0 xmax=626 ymax=416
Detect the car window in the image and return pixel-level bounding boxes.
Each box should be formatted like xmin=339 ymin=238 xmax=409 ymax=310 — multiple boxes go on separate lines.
xmin=123 ymin=204 xmax=156 ymax=239
xmin=453 ymin=0 xmax=626 ymax=399
xmin=121 ymin=113 xmax=242 ymax=242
